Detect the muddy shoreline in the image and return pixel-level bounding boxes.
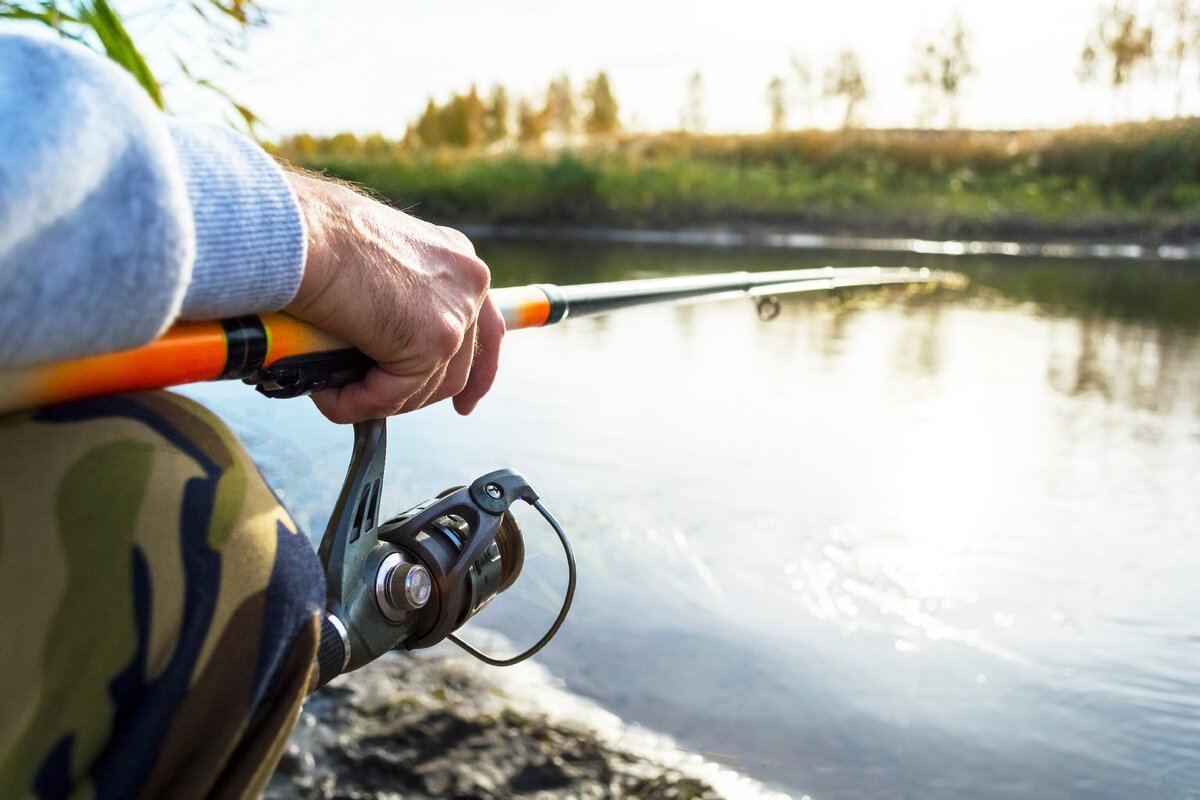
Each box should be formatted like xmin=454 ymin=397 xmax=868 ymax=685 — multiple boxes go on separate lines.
xmin=267 ymin=652 xmax=786 ymax=800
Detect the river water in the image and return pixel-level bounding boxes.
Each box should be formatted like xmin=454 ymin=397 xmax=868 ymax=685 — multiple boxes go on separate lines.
xmin=186 ymin=236 xmax=1200 ymax=799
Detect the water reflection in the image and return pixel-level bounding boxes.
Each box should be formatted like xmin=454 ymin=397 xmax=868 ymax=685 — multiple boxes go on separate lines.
xmin=475 ymin=232 xmax=1200 ymax=329
xmin=1048 ymin=317 xmax=1200 ymax=418
xmin=462 ymin=223 xmax=1200 ymax=263
xmin=186 ymin=238 xmax=1200 ymax=800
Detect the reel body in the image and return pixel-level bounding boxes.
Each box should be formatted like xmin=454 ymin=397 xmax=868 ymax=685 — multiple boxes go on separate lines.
xmin=310 ymin=419 xmax=575 ymax=692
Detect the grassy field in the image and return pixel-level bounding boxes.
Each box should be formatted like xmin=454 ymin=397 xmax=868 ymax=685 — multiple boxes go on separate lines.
xmin=275 ymin=120 xmax=1200 ymax=241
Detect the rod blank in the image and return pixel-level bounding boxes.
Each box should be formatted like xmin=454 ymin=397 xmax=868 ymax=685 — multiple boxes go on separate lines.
xmin=0 ymin=267 xmax=962 ymax=414
xmin=492 ymin=266 xmax=958 ymax=330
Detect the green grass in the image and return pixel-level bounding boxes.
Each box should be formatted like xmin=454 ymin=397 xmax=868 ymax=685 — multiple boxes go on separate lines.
xmin=274 ymin=120 xmax=1200 ymax=239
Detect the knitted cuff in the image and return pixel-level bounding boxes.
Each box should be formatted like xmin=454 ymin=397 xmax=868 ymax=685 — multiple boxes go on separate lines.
xmin=170 ymin=121 xmax=306 ymax=319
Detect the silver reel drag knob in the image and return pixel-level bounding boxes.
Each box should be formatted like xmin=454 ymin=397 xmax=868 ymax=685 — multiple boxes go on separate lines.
xmin=375 ymin=552 xmax=432 ymax=622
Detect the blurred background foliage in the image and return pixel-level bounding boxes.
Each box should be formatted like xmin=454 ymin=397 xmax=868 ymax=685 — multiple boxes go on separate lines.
xmin=0 ymin=0 xmax=265 ymax=128
xmin=8 ymin=0 xmax=1200 ymax=239
xmin=262 ymin=0 xmax=1200 ymax=240
xmin=274 ymin=121 xmax=1200 ymax=239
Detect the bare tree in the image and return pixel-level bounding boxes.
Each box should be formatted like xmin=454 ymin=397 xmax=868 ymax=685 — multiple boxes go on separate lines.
xmin=823 ymin=50 xmax=868 ymax=128
xmin=1079 ymin=1 xmax=1155 ymax=117
xmin=680 ymin=71 xmax=706 ymax=132
xmin=908 ymin=15 xmax=976 ymax=128
xmin=766 ymin=75 xmax=788 ymax=132
xmin=789 ymin=53 xmax=818 ymax=128
xmin=1158 ymin=0 xmax=1200 ymax=116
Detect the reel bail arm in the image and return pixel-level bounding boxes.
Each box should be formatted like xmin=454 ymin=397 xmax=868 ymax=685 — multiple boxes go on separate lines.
xmin=308 ymin=419 xmax=576 ymax=693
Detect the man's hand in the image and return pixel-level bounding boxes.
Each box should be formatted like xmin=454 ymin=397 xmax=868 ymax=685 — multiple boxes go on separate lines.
xmin=284 ymin=173 xmax=504 ymax=424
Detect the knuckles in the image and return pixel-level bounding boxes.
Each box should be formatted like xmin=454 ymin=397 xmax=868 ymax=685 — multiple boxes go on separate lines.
xmin=482 ymin=300 xmax=506 ymax=339
xmin=304 ymin=195 xmax=505 ymax=424
xmin=438 ymin=225 xmax=477 ymax=255
xmin=425 ymin=313 xmax=468 ymax=364
xmin=456 ymin=253 xmax=492 ymax=298
xmin=446 ymin=365 xmax=471 ymax=397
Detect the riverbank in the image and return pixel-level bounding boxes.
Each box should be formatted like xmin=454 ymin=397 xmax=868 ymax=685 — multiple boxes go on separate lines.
xmin=276 ymin=120 xmax=1200 ymax=243
xmin=267 ymin=650 xmax=786 ymax=800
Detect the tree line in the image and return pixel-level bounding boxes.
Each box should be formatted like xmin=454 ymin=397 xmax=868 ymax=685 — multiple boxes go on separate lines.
xmin=333 ymin=0 xmax=1200 ymax=152
xmin=403 ymin=72 xmax=619 ymax=149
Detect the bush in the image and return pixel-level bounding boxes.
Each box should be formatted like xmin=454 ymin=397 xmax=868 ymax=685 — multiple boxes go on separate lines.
xmin=274 ymin=120 xmax=1200 ymax=237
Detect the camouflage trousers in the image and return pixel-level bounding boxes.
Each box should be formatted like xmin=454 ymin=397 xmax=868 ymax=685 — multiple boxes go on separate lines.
xmin=0 ymin=392 xmax=325 ymax=799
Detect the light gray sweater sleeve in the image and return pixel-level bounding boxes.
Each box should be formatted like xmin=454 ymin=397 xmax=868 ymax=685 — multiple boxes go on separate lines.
xmin=0 ymin=31 xmax=305 ymax=367
xmin=171 ymin=120 xmax=306 ymax=320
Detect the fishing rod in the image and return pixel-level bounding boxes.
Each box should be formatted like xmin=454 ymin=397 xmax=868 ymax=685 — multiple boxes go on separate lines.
xmin=304 ymin=264 xmax=965 ymax=691
xmin=0 ymin=264 xmax=962 ymax=690
xmin=0 ymin=266 xmax=956 ymax=415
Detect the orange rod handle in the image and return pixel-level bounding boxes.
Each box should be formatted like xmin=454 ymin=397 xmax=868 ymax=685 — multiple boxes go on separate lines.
xmin=0 ymin=288 xmax=551 ymax=415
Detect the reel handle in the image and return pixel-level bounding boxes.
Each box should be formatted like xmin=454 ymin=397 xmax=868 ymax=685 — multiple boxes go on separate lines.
xmin=309 ymin=612 xmax=351 ymax=693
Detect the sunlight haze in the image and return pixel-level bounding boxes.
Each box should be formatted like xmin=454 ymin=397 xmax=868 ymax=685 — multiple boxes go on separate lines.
xmin=162 ymin=0 xmax=1174 ymax=136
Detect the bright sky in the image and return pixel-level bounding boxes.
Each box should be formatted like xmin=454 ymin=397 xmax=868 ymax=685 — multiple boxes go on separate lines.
xmin=104 ymin=1 xmax=1197 ymax=134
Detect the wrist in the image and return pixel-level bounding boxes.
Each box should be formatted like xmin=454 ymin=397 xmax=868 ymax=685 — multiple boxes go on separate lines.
xmin=285 ymin=172 xmax=340 ymax=321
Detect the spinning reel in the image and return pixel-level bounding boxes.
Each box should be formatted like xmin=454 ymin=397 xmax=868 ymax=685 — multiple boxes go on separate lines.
xmin=308 ymin=419 xmax=576 ymax=692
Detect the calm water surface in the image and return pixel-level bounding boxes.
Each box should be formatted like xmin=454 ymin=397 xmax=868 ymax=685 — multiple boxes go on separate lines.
xmin=188 ymin=239 xmax=1200 ymax=799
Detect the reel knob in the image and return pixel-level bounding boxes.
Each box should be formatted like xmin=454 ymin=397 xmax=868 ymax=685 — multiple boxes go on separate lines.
xmin=308 ymin=612 xmax=351 ymax=693
xmin=375 ymin=553 xmax=433 ymax=622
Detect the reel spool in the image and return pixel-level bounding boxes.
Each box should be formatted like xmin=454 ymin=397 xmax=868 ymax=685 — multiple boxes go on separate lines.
xmin=309 ymin=419 xmax=576 ymax=692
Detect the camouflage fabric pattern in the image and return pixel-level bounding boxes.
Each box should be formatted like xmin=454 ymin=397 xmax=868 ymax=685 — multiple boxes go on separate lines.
xmin=0 ymin=392 xmax=324 ymax=799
